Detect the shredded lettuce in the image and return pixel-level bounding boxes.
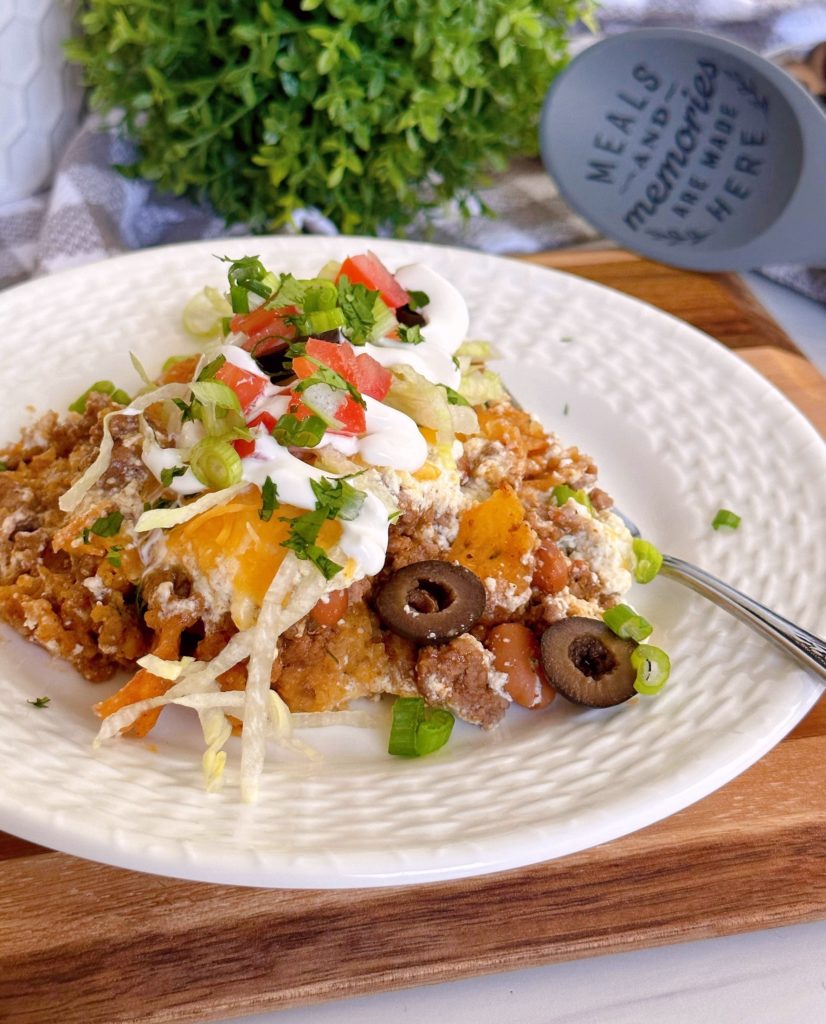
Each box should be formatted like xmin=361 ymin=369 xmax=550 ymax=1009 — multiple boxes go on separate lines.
xmin=59 ymin=383 xmax=191 ymax=513
xmin=134 ymin=482 xmax=248 ymax=533
xmin=459 ymin=368 xmax=505 ymax=406
xmin=384 ymin=365 xmax=455 ymax=445
xmin=135 ymin=654 xmax=194 ymax=680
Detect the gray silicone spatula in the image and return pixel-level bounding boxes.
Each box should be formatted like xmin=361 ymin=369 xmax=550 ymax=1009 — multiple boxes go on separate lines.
xmin=539 ymin=28 xmax=826 ymax=271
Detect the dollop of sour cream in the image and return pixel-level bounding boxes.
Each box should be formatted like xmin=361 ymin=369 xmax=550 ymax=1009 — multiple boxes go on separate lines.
xmin=140 ymin=262 xmax=465 ymax=577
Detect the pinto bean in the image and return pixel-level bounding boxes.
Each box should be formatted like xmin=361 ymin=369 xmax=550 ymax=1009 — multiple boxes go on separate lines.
xmin=532 ymin=540 xmax=569 ymax=595
xmin=487 ymin=623 xmax=554 ymax=709
xmin=310 ymin=588 xmax=349 ymax=627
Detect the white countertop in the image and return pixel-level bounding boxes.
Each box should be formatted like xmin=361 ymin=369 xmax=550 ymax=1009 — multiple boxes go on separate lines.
xmin=212 ymin=278 xmax=826 ymax=1024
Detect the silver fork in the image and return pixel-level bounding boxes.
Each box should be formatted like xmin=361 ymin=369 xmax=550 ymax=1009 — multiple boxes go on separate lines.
xmin=501 ymin=383 xmax=826 ymax=681
xmin=615 ymin=507 xmax=826 ymax=682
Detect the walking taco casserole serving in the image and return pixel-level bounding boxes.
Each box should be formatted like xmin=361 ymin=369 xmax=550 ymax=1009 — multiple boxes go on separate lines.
xmin=0 ymin=252 xmax=670 ymax=801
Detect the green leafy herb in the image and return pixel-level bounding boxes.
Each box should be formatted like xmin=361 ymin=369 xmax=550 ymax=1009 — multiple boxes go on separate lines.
xmin=336 ymin=277 xmax=380 ymax=346
xmin=259 ymin=476 xmax=279 ymax=522
xmin=82 ymin=527 xmax=91 ymax=544
xmin=281 ymin=508 xmax=343 ymax=580
xmin=69 ymin=380 xmax=130 ymax=414
xmin=66 ymin=2 xmax=584 ymax=235
xmin=407 ymin=289 xmax=430 ymax=311
xmin=197 ymin=354 xmax=227 ymax=381
xmin=279 ymin=474 xmax=366 ymax=578
xmin=310 ymin=476 xmax=366 ymax=521
xmin=442 ymin=384 xmax=470 ymax=407
xmin=90 ymin=511 xmax=124 ymax=538
xmin=160 ymin=465 xmax=188 ymax=488
xmin=397 ymin=323 xmax=424 ymax=345
xmin=294 ymin=361 xmax=366 ymax=408
xmin=271 ymin=412 xmax=328 ymax=448
xmin=107 ymin=545 xmax=124 ymax=568
xmin=27 ymin=696 xmax=51 ymax=709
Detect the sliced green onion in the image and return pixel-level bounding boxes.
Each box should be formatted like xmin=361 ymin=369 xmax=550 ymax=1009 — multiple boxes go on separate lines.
xmin=388 ymin=697 xmax=454 ymax=757
xmin=189 ymin=380 xmax=241 ymax=413
xmin=632 ymin=538 xmax=663 ymax=583
xmin=712 ymin=508 xmax=741 ymax=531
xmin=631 ymin=644 xmax=671 ymax=695
xmin=603 ymin=603 xmax=653 ymax=641
xmin=305 ymin=307 xmax=346 ymax=334
xmin=271 ymin=412 xmax=328 ymax=449
xmin=302 ymin=280 xmax=339 ymax=313
xmin=69 ymin=381 xmax=131 ymax=413
xmin=414 ymin=708 xmax=455 ymax=756
xmin=189 ymin=437 xmax=242 ymax=490
xmin=550 ymin=484 xmax=593 ymax=513
xmin=388 ymin=697 xmax=422 ymax=757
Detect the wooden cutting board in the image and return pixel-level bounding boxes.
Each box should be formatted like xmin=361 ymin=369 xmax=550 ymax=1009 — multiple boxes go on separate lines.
xmin=2 ymin=250 xmax=825 ymax=1024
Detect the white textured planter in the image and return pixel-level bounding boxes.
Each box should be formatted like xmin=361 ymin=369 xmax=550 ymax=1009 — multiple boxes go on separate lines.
xmin=0 ymin=1 xmax=84 ymax=204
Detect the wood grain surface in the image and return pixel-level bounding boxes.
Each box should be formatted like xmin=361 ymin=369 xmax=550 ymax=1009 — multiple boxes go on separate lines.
xmin=1 ymin=250 xmax=824 ymax=1024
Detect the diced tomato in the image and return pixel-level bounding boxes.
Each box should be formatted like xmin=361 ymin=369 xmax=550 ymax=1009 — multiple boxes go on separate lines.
xmin=291 ymin=355 xmax=316 ymax=381
xmin=215 ymin=361 xmax=268 ymax=412
xmin=288 ymin=390 xmax=366 ymax=435
xmin=232 ymin=305 xmax=298 ymax=359
xmin=302 ymin=338 xmax=392 ymax=401
xmin=337 ymin=252 xmax=409 ymax=310
xmin=353 ymin=351 xmax=392 ymax=401
xmin=234 ymin=411 xmax=277 ymax=458
xmin=331 ymin=394 xmax=367 ymax=434
xmin=303 ymin=339 xmax=358 ymax=381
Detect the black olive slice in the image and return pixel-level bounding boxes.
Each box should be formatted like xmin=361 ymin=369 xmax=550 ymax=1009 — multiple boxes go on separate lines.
xmin=375 ymin=560 xmax=486 ymax=644
xmin=540 ymin=617 xmax=637 ymax=708
xmin=395 ymin=304 xmax=427 ymax=328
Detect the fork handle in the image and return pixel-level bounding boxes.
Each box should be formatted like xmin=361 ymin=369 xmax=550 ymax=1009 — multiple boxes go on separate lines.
xmin=662 ymin=555 xmax=826 ymax=682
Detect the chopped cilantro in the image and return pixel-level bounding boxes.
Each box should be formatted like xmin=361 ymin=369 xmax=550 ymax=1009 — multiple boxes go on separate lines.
xmin=82 ymin=527 xmax=91 ymax=544
xmin=90 ymin=511 xmax=124 ymax=538
xmin=197 ymin=353 xmax=227 ymax=381
xmin=337 ymin=277 xmax=380 ymax=346
xmin=407 ymin=289 xmax=430 ymax=310
xmin=107 ymin=545 xmax=124 ymax=568
xmin=294 ymin=361 xmax=366 ymax=408
xmin=271 ymin=412 xmax=327 ymax=449
xmin=27 ymin=696 xmax=50 ymax=708
xmin=160 ymin=465 xmax=187 ymax=488
xmin=397 ymin=323 xmax=424 ymax=345
xmin=310 ymin=476 xmax=366 ymax=522
xmin=259 ymin=476 xmax=279 ymax=522
xmin=442 ymin=384 xmax=470 ymax=407
xmin=279 ymin=474 xmax=366 ymax=579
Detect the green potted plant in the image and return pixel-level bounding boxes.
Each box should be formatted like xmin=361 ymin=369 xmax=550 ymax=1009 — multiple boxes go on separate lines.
xmin=67 ymin=0 xmax=590 ymax=234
